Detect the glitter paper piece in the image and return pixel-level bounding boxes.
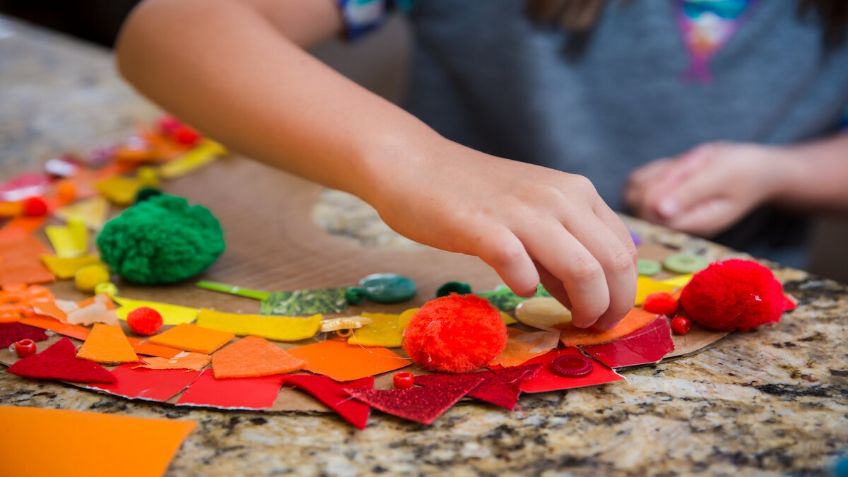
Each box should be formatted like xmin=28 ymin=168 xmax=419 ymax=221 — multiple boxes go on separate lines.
xmin=519 ymin=348 xmax=623 ymax=394
xmin=0 ymin=405 xmax=195 ymax=477
xmin=195 ymin=309 xmax=321 ymax=342
xmin=260 ymin=288 xmax=348 ymax=316
xmin=19 ymin=316 xmax=90 ymax=340
xmin=40 ymin=255 xmax=102 ymax=279
xmin=137 ymin=351 xmax=210 ymax=371
xmin=149 ymin=324 xmax=234 ymax=354
xmin=345 ymin=374 xmax=485 ymax=425
xmin=478 ymin=285 xmax=549 ymax=312
xmin=212 ymin=336 xmax=305 ymax=378
xmin=348 ymin=312 xmax=405 ymax=347
xmin=0 ymin=235 xmax=55 ymax=286
xmin=560 ymin=307 xmax=658 ymax=347
xmin=176 ymin=369 xmax=285 ymax=410
xmin=289 ymin=339 xmax=410 ymax=382
xmin=76 ymin=324 xmax=138 ymax=364
xmin=490 ymin=328 xmax=561 ymax=367
xmin=88 ymin=364 xmax=201 ymax=401
xmin=0 ymin=322 xmax=48 ymax=348
xmin=415 ymin=364 xmax=543 ymax=410
xmin=582 ymin=317 xmax=675 ymax=368
xmin=635 ymin=276 xmax=677 ymax=305
xmin=8 ymin=338 xmax=116 ymax=384
xmin=284 ymin=374 xmax=373 ymax=429
xmin=53 ymin=196 xmax=109 ymax=230
xmin=114 ymin=296 xmax=198 ymax=325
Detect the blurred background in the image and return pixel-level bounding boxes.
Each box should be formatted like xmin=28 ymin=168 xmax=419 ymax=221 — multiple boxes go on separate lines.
xmin=1 ymin=0 xmax=846 ymax=282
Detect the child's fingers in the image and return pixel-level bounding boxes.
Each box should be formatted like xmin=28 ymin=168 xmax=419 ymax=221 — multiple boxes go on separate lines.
xmin=659 ymin=167 xmax=728 ymax=217
xmin=474 ymin=225 xmax=540 ymax=297
xmin=536 ymin=263 xmax=572 ymax=309
xmin=667 ymin=198 xmax=735 ymax=237
xmin=518 ymin=222 xmax=610 ymax=328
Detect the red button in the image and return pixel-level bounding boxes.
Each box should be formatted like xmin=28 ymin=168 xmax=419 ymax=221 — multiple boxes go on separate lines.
xmin=550 ymin=355 xmax=593 ymax=377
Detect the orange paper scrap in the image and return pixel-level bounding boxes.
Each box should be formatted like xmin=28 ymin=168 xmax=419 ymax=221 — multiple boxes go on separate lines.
xmin=0 ymin=235 xmax=55 ymax=286
xmin=20 ymin=315 xmax=90 ymax=340
xmin=289 ymin=339 xmax=410 ymax=382
xmin=560 ymin=307 xmax=659 ymax=347
xmin=138 ymin=351 xmax=211 ymax=371
xmin=212 ymin=336 xmax=305 ymax=378
xmin=490 ymin=328 xmax=561 ymax=367
xmin=128 ymin=338 xmax=183 ymax=359
xmin=76 ymin=324 xmax=139 ymax=364
xmin=149 ymin=323 xmax=234 ymax=354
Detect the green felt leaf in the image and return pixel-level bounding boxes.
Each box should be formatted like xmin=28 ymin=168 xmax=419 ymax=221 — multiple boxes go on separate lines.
xmin=260 ymin=288 xmax=349 ymax=316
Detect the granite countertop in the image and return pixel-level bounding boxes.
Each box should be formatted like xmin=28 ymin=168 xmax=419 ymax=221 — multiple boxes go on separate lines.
xmin=1 ymin=17 xmax=846 ymax=477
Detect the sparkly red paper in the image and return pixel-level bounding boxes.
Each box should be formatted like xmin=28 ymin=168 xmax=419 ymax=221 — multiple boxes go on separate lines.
xmin=8 ymin=338 xmax=116 ymax=384
xmin=415 ymin=364 xmax=543 ymax=410
xmin=519 ymin=348 xmax=623 ymax=394
xmin=581 ymin=317 xmax=674 ymax=369
xmin=176 ymin=369 xmax=285 ymax=410
xmin=0 ymin=322 xmax=48 ymax=348
xmin=345 ymin=374 xmax=485 ymax=425
xmin=88 ymin=364 xmax=201 ymax=402
xmin=284 ymin=374 xmax=373 ymax=429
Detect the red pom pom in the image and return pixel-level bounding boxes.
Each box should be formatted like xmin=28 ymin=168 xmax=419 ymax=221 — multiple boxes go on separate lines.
xmin=670 ymin=316 xmax=691 ymax=336
xmin=402 ymin=294 xmax=507 ymax=373
xmin=22 ymin=196 xmax=49 ymax=217
xmin=127 ymin=307 xmax=164 ymax=336
xmin=643 ymin=292 xmax=678 ymax=315
xmin=680 ymin=259 xmax=784 ymax=332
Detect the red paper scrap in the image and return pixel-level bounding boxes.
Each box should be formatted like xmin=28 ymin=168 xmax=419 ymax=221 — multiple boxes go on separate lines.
xmin=88 ymin=364 xmax=201 ymax=402
xmin=0 ymin=322 xmax=48 ymax=348
xmin=415 ymin=364 xmax=543 ymax=410
xmin=284 ymin=374 xmax=374 ymax=429
xmin=519 ymin=348 xmax=623 ymax=394
xmin=8 ymin=338 xmax=116 ymax=384
xmin=176 ymin=369 xmax=285 ymax=410
xmin=581 ymin=317 xmax=675 ymax=369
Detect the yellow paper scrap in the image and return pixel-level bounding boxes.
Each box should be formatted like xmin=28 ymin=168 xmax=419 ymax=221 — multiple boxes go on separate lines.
xmin=661 ymin=274 xmax=694 ymax=290
xmin=96 ymin=176 xmax=143 ymax=205
xmin=41 ymin=255 xmax=102 ymax=279
xmin=195 ymin=309 xmax=321 ymax=342
xmin=159 ymin=140 xmax=226 ymax=179
xmin=114 ymin=296 xmax=199 ymax=325
xmin=501 ymin=311 xmax=518 ymax=325
xmin=54 ymin=196 xmax=108 ymax=230
xmin=44 ymin=218 xmax=88 ymax=258
xmin=635 ymin=276 xmax=677 ymax=306
xmin=396 ymin=308 xmax=419 ymax=330
xmin=348 ymin=312 xmax=405 ymax=347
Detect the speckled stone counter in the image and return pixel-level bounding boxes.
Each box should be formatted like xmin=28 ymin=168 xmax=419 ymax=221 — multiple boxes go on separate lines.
xmin=1 ymin=17 xmax=846 ymax=477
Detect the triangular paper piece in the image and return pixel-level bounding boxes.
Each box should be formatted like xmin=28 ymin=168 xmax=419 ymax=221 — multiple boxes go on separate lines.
xmin=490 ymin=328 xmax=561 ymax=367
xmin=88 ymin=364 xmax=202 ymax=401
xmin=8 ymin=338 xmax=116 ymax=383
xmin=582 ymin=317 xmax=674 ymax=368
xmin=65 ymin=295 xmax=119 ymax=326
xmin=128 ymin=338 xmax=182 ymax=359
xmin=40 ymin=255 xmax=102 ymax=279
xmin=95 ymin=175 xmax=143 ymax=205
xmin=519 ymin=348 xmax=623 ymax=394
xmin=212 ymin=336 xmax=305 ymax=378
xmin=114 ymin=296 xmax=198 ymax=325
xmin=159 ymin=140 xmax=225 ymax=179
xmin=635 ymin=276 xmax=677 ymax=305
xmin=54 ymin=196 xmax=109 ymax=230
xmin=348 ymin=312 xmax=405 ymax=347
xmin=19 ymin=316 xmax=90 ymax=340
xmin=44 ymin=221 xmax=88 ymax=258
xmin=137 ymin=351 xmax=210 ymax=371
xmin=560 ymin=307 xmax=658 ymax=347
xmin=149 ymin=323 xmax=234 ymax=354
xmin=414 ymin=364 xmax=542 ymax=410
xmin=196 ymin=309 xmax=321 ymax=341
xmin=288 ymin=339 xmax=410 ymax=382
xmin=0 ymin=405 xmax=195 ymax=477
xmin=176 ymin=369 xmax=284 ymax=410
xmin=76 ymin=324 xmax=138 ymax=364
xmin=284 ymin=375 xmax=373 ymax=429
xmin=0 ymin=322 xmax=48 ymax=348
xmin=345 ymin=374 xmax=484 ymax=425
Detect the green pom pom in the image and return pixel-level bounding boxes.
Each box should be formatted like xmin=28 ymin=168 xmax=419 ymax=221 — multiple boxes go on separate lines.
xmin=436 ymin=281 xmax=472 ymax=297
xmin=96 ymin=194 xmax=226 ymax=284
xmin=134 ymin=186 xmax=163 ymax=204
xmin=345 ymin=287 xmax=365 ymax=305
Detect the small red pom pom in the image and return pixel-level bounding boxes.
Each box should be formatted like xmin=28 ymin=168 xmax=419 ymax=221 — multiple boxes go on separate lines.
xmin=22 ymin=196 xmax=48 ymax=217
xmin=127 ymin=307 xmax=164 ymax=336
xmin=402 ymin=294 xmax=507 ymax=373
xmin=680 ymin=259 xmax=784 ymax=332
xmin=643 ymin=292 xmax=678 ymax=315
xmin=670 ymin=316 xmax=691 ymax=335
xmin=173 ymin=125 xmax=201 ymax=146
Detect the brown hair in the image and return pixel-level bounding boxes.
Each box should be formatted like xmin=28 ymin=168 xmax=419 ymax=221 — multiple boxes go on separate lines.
xmin=526 ymin=0 xmax=848 ymax=51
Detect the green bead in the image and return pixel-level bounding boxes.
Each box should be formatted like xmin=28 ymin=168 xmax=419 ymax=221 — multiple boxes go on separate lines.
xmin=436 ymin=281 xmax=472 ymax=297
xmin=663 ymin=253 xmax=709 ymax=274
xmin=637 ymin=259 xmax=662 ymax=276
xmin=346 ymin=287 xmax=366 ymax=305
xmin=358 ymin=273 xmax=417 ymax=304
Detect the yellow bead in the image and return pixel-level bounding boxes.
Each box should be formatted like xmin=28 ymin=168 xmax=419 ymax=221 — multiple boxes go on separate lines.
xmin=94 ymin=281 xmax=118 ymax=297
xmin=75 ymin=264 xmax=110 ymax=293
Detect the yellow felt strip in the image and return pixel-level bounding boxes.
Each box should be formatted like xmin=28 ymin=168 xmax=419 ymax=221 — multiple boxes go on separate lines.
xmin=114 ymin=296 xmax=199 ymax=325
xmin=195 ymin=309 xmax=321 ymax=342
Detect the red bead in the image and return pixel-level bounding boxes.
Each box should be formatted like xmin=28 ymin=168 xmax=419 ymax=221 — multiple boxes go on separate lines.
xmin=670 ymin=316 xmax=692 ymax=336
xmin=21 ymin=196 xmax=49 ymax=217
xmin=393 ymin=372 xmax=415 ymax=389
xmin=13 ymin=339 xmax=37 ymax=358
xmin=127 ymin=307 xmax=164 ymax=336
xmin=173 ymin=125 xmax=201 ymax=146
xmin=643 ymin=292 xmax=678 ymax=315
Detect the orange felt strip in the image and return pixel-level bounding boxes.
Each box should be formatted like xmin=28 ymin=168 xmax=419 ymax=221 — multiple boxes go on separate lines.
xmin=20 ymin=315 xmax=90 ymax=340
xmin=148 ymin=323 xmax=234 ymax=354
xmin=212 ymin=336 xmax=305 ymax=379
xmin=559 ymin=307 xmax=659 ymax=347
xmin=77 ymin=324 xmax=139 ymax=364
xmin=288 ymin=339 xmax=411 ymax=382
xmin=127 ymin=338 xmax=182 ymax=358
xmin=0 ymin=405 xmax=195 ymax=477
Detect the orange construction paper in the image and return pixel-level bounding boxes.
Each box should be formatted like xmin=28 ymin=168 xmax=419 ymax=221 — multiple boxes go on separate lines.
xmin=20 ymin=315 xmax=89 ymax=340
xmin=288 ymin=339 xmax=410 ymax=382
xmin=128 ymin=338 xmax=182 ymax=358
xmin=77 ymin=323 xmax=139 ymax=364
xmin=149 ymin=323 xmax=234 ymax=354
xmin=138 ymin=351 xmax=211 ymax=371
xmin=0 ymin=405 xmax=195 ymax=477
xmin=559 ymin=307 xmax=659 ymax=347
xmin=212 ymin=336 xmax=305 ymax=379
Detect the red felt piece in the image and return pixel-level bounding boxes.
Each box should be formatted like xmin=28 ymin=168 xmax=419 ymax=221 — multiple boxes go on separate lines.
xmin=415 ymin=364 xmax=542 ymax=410
xmin=519 ymin=348 xmax=623 ymax=394
xmin=0 ymin=322 xmax=48 ymax=348
xmin=581 ymin=317 xmax=675 ymax=369
xmin=88 ymin=364 xmax=201 ymax=402
xmin=284 ymin=374 xmax=374 ymax=430
xmin=345 ymin=374 xmax=485 ymax=425
xmin=176 ymin=369 xmax=285 ymax=410
xmin=783 ymin=294 xmax=797 ymax=312
xmin=8 ymin=338 xmax=116 ymax=384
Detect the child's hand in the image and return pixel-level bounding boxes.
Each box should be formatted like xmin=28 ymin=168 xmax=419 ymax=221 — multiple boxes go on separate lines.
xmin=624 ymin=142 xmax=791 ymax=236
xmin=369 ymin=139 xmax=637 ymax=330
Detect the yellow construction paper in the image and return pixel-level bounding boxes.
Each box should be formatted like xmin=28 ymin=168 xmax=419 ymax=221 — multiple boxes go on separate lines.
xmin=635 ymin=276 xmax=677 ymax=306
xmin=396 ymin=307 xmax=419 ymax=329
xmin=159 ymin=140 xmax=226 ymax=179
xmin=96 ymin=176 xmax=143 ymax=205
xmin=114 ymin=296 xmax=198 ymax=325
xmin=41 ymin=254 xmax=102 ymax=279
xmin=661 ymin=274 xmax=694 ymax=290
xmin=77 ymin=323 xmax=139 ymax=363
xmin=54 ymin=196 xmax=108 ymax=230
xmin=0 ymin=405 xmax=195 ymax=477
xmin=348 ymin=312 xmax=404 ymax=347
xmin=44 ymin=220 xmax=88 ymax=258
xmin=195 ymin=309 xmax=321 ymax=342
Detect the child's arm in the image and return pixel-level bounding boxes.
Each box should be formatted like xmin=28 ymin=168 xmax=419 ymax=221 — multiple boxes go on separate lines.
xmin=625 ymin=135 xmax=848 ymax=236
xmin=117 ymin=0 xmax=637 ymax=330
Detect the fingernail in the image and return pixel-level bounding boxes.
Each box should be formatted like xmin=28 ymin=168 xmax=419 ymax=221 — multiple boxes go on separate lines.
xmin=659 ymin=198 xmax=679 ymax=218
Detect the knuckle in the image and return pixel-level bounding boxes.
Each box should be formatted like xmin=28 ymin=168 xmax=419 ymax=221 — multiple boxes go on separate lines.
xmin=483 ymin=238 xmax=525 ymax=269
xmin=569 ymin=255 xmax=603 ymax=283
xmin=606 ymin=248 xmax=636 ymax=274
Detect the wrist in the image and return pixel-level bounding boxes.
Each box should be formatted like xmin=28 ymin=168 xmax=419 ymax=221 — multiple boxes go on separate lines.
xmin=763 ymin=144 xmax=808 ymax=204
